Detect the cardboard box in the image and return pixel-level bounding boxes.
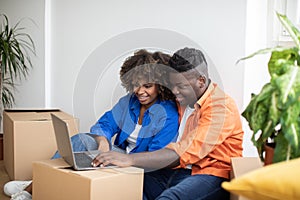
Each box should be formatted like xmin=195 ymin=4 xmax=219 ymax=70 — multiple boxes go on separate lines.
xmin=230 ymin=157 xmax=263 ymax=200
xmin=32 ymin=159 xmax=144 ymax=200
xmin=3 ymin=109 xmax=79 ymax=180
xmin=0 ymin=133 xmax=3 ymax=160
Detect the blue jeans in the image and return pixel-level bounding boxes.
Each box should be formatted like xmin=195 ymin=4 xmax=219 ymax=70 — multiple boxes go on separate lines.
xmin=52 ymin=133 xmax=100 ymax=159
xmin=143 ymin=168 xmax=229 ymax=200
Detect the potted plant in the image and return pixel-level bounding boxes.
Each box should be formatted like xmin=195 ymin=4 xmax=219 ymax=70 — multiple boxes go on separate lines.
xmin=240 ymin=12 xmax=300 ymax=164
xmin=0 ymin=14 xmax=35 ymax=129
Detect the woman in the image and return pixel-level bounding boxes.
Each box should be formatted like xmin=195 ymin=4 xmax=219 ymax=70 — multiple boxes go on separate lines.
xmin=4 ymin=49 xmax=179 ymax=200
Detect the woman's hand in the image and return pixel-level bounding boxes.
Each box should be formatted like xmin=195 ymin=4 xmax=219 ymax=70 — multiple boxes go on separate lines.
xmin=91 ymin=151 xmax=133 ymax=167
xmin=95 ymin=136 xmax=110 ymax=153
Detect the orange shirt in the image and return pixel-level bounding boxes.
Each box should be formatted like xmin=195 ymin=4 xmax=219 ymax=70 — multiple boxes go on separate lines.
xmin=167 ymin=83 xmax=244 ymax=179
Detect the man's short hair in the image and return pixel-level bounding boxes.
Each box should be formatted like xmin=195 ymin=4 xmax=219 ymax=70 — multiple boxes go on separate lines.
xmin=169 ymin=47 xmax=209 ymax=79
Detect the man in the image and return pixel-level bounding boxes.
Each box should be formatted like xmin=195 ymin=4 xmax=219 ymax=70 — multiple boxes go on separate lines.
xmin=92 ymin=47 xmax=244 ymax=200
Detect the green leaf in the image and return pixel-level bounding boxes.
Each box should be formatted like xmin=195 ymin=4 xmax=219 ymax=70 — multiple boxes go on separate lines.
xmin=268 ymin=47 xmax=298 ymax=76
xmin=281 ymin=102 xmax=300 ymax=152
xmin=2 ymin=77 xmax=15 ymax=107
xmin=277 ymin=12 xmax=300 ymax=48
xmin=268 ymin=92 xmax=280 ymax=124
xmin=273 ymin=134 xmax=289 ymax=163
xmin=274 ymin=64 xmax=300 ymax=107
xmin=242 ymin=83 xmax=276 ymax=134
xmin=237 ymin=46 xmax=289 ymax=64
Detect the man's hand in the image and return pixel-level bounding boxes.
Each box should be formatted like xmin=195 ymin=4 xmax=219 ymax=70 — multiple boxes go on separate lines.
xmin=91 ymin=148 xmax=180 ymax=170
xmin=91 ymin=151 xmax=133 ymax=167
xmin=95 ymin=136 xmax=110 ymax=153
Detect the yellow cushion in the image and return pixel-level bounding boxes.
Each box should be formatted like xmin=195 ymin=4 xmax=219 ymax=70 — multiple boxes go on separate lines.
xmin=222 ymin=157 xmax=300 ymax=200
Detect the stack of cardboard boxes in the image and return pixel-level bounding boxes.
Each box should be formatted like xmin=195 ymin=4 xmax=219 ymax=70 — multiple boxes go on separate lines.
xmin=3 ymin=109 xmax=79 ymax=180
xmin=3 ymin=109 xmax=144 ymax=200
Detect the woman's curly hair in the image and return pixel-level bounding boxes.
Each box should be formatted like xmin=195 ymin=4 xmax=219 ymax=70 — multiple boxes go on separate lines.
xmin=120 ymin=49 xmax=175 ymax=101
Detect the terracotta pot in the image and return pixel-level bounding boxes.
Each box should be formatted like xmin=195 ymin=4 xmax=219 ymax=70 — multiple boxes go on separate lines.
xmin=264 ymin=143 xmax=275 ymax=166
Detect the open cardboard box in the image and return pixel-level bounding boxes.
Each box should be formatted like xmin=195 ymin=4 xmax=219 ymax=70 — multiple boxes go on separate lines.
xmin=230 ymin=157 xmax=263 ymax=200
xmin=32 ymin=158 xmax=144 ymax=200
xmin=3 ymin=109 xmax=79 ymax=180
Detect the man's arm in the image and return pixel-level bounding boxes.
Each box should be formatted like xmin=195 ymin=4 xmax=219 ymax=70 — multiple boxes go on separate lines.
xmin=92 ymin=148 xmax=180 ymax=170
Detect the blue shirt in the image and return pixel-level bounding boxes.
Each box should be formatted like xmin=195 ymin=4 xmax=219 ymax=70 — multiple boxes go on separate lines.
xmin=90 ymin=94 xmax=179 ymax=153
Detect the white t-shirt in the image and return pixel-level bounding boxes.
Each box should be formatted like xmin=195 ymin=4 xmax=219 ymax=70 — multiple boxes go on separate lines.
xmin=177 ymin=106 xmax=195 ymax=169
xmin=177 ymin=106 xmax=195 ymax=142
xmin=126 ymin=123 xmax=142 ymax=153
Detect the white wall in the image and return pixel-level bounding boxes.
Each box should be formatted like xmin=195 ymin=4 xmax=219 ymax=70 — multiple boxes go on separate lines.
xmin=243 ymin=0 xmax=269 ymax=157
xmin=50 ymin=0 xmax=247 ymax=132
xmin=2 ymin=0 xmax=274 ymax=157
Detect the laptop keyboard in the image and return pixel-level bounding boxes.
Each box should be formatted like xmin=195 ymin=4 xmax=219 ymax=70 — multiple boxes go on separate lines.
xmin=74 ymin=152 xmax=93 ymax=168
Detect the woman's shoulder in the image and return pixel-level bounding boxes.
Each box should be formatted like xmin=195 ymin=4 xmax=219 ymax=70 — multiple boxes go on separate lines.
xmin=156 ymin=99 xmax=178 ymax=110
xmin=112 ymin=93 xmax=139 ymax=109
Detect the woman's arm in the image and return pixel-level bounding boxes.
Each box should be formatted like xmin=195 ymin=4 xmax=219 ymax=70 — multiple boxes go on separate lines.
xmin=146 ymin=101 xmax=179 ymax=151
xmin=90 ymin=95 xmax=132 ymax=140
xmin=94 ymin=136 xmax=110 ymax=152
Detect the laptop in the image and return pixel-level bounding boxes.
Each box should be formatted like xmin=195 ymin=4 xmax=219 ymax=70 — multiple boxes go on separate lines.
xmin=51 ymin=113 xmax=101 ymax=170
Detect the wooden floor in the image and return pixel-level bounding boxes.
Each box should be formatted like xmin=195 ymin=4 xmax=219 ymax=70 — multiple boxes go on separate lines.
xmin=0 ymin=160 xmax=11 ymax=200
